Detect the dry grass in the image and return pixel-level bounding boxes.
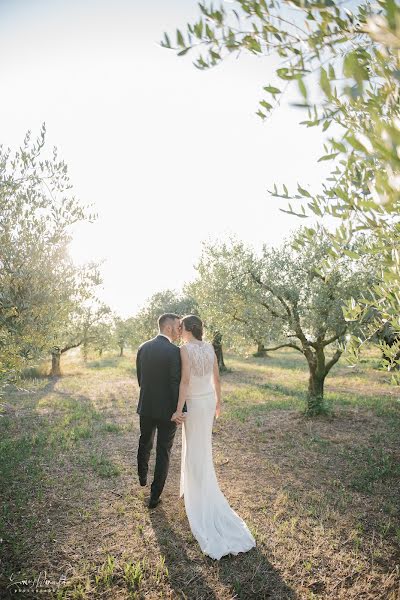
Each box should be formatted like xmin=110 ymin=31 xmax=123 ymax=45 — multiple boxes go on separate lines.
xmin=0 ymin=348 xmax=399 ymax=599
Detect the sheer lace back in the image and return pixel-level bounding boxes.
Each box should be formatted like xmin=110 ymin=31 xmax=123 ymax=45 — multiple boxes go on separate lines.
xmin=184 ymin=341 xmax=215 ymax=377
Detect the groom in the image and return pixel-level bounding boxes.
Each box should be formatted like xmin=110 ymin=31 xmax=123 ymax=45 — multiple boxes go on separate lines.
xmin=136 ymin=313 xmax=185 ymax=508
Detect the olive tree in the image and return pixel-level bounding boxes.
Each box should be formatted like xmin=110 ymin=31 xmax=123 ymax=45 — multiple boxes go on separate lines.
xmin=132 ymin=290 xmax=198 ymax=344
xmin=188 ymin=240 xmax=274 ymax=356
xmin=132 ymin=289 xmax=229 ymax=370
xmin=164 ymin=0 xmax=400 ymax=368
xmin=113 ymin=317 xmax=137 ymax=357
xmin=195 ymin=231 xmax=379 ymax=414
xmin=0 ymin=125 xmax=97 ymax=384
xmin=48 ymin=264 xmax=106 ymax=376
xmin=88 ymin=318 xmax=114 ymax=358
xmin=80 ymin=302 xmax=112 ymax=363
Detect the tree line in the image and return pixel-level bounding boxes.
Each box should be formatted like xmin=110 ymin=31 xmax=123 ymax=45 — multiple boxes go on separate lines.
xmin=0 ymin=126 xmax=122 ymax=380
xmin=0 ymin=125 xmax=397 ymax=417
xmin=2 ymin=0 xmax=400 ymax=417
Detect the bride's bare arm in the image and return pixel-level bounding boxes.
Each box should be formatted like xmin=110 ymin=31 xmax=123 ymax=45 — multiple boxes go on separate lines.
xmin=171 ymin=346 xmax=190 ymax=421
xmin=213 ymin=355 xmax=221 ymax=418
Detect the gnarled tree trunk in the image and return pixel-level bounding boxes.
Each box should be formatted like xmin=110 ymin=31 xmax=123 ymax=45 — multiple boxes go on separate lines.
xmin=212 ymin=331 xmax=227 ymax=372
xmin=263 ymin=340 xmax=343 ymax=416
xmin=305 ymin=346 xmax=342 ymax=415
xmin=253 ymin=342 xmax=268 ymax=357
xmin=307 ymin=366 xmax=326 ymax=415
xmin=50 ymin=347 xmax=62 ymax=377
xmin=49 ymin=341 xmax=83 ymax=377
xmin=82 ymin=340 xmax=89 ymax=363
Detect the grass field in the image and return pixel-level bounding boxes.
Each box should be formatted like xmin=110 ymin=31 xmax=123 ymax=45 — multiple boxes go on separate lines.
xmin=0 ymin=348 xmax=399 ymax=599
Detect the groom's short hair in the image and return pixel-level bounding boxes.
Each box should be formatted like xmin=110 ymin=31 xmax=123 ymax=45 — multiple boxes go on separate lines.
xmin=158 ymin=313 xmax=181 ymax=330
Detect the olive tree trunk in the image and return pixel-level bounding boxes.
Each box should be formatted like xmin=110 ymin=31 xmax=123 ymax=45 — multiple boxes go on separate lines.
xmin=50 ymin=348 xmax=62 ymax=377
xmin=49 ymin=341 xmax=82 ymax=377
xmin=253 ymin=342 xmax=268 ymax=358
xmin=212 ymin=331 xmax=227 ymax=372
xmin=263 ymin=341 xmax=343 ymax=416
xmin=307 ymin=368 xmax=326 ymax=415
xmin=82 ymin=340 xmax=89 ymax=363
xmin=305 ymin=346 xmax=342 ymax=415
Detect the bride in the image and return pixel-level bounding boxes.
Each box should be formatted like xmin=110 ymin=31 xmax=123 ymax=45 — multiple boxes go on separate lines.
xmin=171 ymin=315 xmax=256 ymax=560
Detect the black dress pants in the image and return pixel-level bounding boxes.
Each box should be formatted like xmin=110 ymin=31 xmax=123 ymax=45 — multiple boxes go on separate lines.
xmin=137 ymin=415 xmax=177 ymax=499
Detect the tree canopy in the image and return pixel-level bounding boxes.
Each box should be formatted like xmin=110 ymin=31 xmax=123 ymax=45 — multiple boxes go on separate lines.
xmin=164 ymin=0 xmax=400 ymax=367
xmin=192 ymin=230 xmax=379 ymax=413
xmin=0 ymin=125 xmax=101 ymax=383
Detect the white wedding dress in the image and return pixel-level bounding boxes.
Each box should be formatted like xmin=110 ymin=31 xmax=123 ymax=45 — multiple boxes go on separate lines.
xmin=179 ymin=340 xmax=256 ymax=560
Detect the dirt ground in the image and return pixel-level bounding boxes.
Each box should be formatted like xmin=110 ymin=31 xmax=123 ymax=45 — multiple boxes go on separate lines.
xmin=1 ymin=351 xmax=399 ymax=599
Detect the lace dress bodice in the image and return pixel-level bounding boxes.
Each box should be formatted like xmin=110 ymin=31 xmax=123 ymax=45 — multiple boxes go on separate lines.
xmin=184 ymin=341 xmax=215 ymax=376
xmin=183 ymin=341 xmax=215 ymax=396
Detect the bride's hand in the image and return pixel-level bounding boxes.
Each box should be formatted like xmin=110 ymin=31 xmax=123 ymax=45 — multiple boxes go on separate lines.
xmin=171 ymin=411 xmax=186 ymax=424
xmin=215 ymin=402 xmax=221 ymax=419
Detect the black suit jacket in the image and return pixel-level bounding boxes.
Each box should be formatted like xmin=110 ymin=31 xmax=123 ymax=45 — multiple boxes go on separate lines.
xmin=136 ymin=335 xmax=182 ymax=421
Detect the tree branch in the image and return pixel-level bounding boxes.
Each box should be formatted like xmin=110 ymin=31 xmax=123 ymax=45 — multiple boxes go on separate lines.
xmin=60 ymin=340 xmax=83 ymax=354
xmin=325 ymin=349 xmax=343 ymax=375
xmin=263 ymin=343 xmax=304 ymax=354
xmin=250 ymin=272 xmax=292 ymax=319
xmin=259 ymin=301 xmax=286 ymax=320
xmin=322 ymin=328 xmax=347 ymax=347
xmin=290 ymin=300 xmax=309 ymax=343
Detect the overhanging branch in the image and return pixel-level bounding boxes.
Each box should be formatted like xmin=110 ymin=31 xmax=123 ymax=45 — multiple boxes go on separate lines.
xmin=263 ymin=343 xmax=304 ymax=354
xmin=60 ymin=340 xmax=83 ymax=354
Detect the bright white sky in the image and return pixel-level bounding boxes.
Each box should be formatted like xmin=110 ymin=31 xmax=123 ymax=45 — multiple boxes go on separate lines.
xmin=0 ymin=0 xmax=334 ymax=317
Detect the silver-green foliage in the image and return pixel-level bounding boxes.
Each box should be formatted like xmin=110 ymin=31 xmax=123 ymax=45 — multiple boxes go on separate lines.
xmin=192 ymin=230 xmax=379 ymax=413
xmin=164 ymin=0 xmax=400 ymax=367
xmin=0 ymin=125 xmax=98 ymax=383
xmin=132 ymin=289 xmax=198 ymax=346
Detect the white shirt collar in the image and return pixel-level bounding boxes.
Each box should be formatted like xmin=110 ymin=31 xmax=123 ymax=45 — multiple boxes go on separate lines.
xmin=158 ymin=332 xmax=172 ymax=343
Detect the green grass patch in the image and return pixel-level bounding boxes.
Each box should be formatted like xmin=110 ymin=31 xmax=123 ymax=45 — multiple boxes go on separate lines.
xmin=89 ymin=453 xmax=121 ymax=478
xmin=341 ymin=445 xmax=400 ymax=493
xmin=100 ymin=422 xmax=122 ymax=433
xmin=1 ymin=347 xmax=399 ymax=599
xmin=87 ymin=354 xmax=136 ymax=377
xmin=223 ymin=385 xmax=300 ymax=422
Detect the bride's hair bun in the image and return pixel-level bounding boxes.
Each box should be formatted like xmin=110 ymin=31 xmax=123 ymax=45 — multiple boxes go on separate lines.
xmin=181 ymin=314 xmax=203 ymax=341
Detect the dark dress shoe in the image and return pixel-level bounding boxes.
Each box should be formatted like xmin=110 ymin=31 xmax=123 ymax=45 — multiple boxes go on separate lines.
xmin=139 ymin=478 xmax=147 ymax=487
xmin=148 ymin=496 xmax=161 ymax=509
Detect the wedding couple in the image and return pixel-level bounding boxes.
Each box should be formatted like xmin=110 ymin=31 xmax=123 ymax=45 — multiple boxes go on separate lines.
xmin=136 ymin=313 xmax=256 ymax=560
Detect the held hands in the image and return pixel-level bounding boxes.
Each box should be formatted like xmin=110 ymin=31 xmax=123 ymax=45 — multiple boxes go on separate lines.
xmin=171 ymin=411 xmax=186 ymax=425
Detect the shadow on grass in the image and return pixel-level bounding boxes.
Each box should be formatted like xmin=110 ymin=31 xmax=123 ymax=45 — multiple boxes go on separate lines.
xmin=0 ymin=379 xmax=113 ymax=596
xmin=226 ymin=377 xmax=398 ymax=420
xmin=260 ymin=382 xmax=306 ymax=401
xmin=223 ymin=382 xmax=305 ymax=420
xmin=260 ymin=380 xmax=396 ymax=411
xmin=0 ymin=378 xmax=58 ymax=592
xmin=150 ymin=507 xmax=297 ymax=600
xmin=246 ymin=352 xmax=306 ymax=372
xmin=150 ymin=507 xmax=216 ymax=600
